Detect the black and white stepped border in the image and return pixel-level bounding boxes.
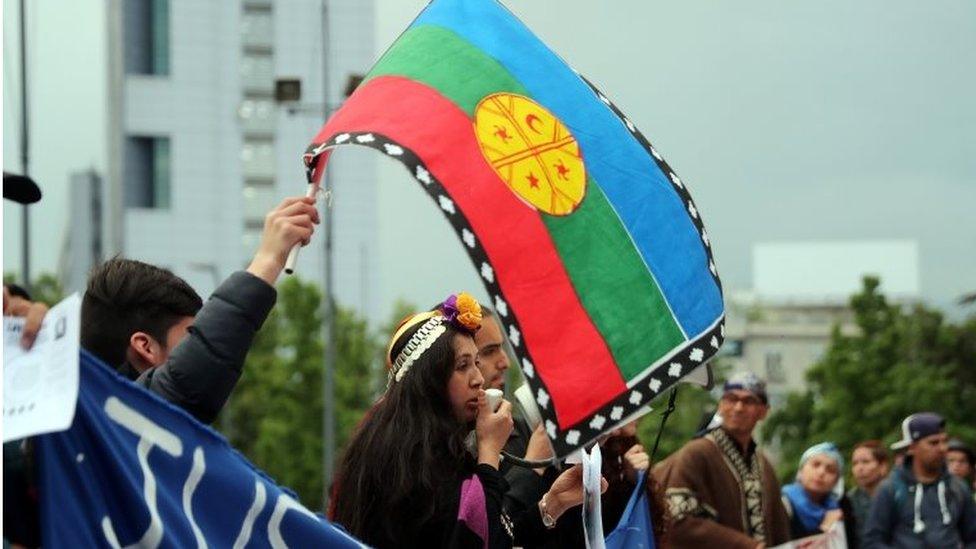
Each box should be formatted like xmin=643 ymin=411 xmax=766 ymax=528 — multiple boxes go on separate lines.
xmin=303 ymin=126 xmax=724 ymax=457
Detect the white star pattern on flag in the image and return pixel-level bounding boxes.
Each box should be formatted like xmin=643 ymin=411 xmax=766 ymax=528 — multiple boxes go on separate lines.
xmin=461 ymin=229 xmax=476 ymax=248
xmin=494 ymin=296 xmax=508 ymax=317
xmin=590 ymin=415 xmax=606 ymax=430
xmin=710 ymin=336 xmax=719 ymax=348
xmin=355 ymin=133 xmax=375 ymax=143
xmin=480 ymin=262 xmax=494 ymax=283
xmin=689 ymin=348 xmax=705 ymax=362
xmin=669 ymin=172 xmax=683 ymax=188
xmin=668 ymin=363 xmax=682 ymax=377
xmin=649 ymin=378 xmax=662 ymax=392
xmin=415 ymin=166 xmax=432 ymax=185
xmin=438 ymin=195 xmax=455 ymax=214
xmin=521 ymin=358 xmax=534 ymax=378
xmin=508 ymin=325 xmax=521 ymax=347
xmin=383 ymin=143 xmax=403 ymax=156
xmin=546 ymin=420 xmax=557 ymax=439
xmin=334 ymin=133 xmax=351 ymax=144
xmin=688 ymin=203 xmax=698 ymax=219
xmin=565 ymin=430 xmax=580 ymax=445
xmin=537 ymin=388 xmax=550 ymax=409
xmin=629 ymin=391 xmax=643 ymax=405
xmin=610 ymin=406 xmax=624 ymax=421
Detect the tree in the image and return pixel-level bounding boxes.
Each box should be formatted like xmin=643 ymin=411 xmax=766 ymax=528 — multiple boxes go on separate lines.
xmin=219 ymin=277 xmax=382 ymax=509
xmin=763 ymin=276 xmax=976 ymax=480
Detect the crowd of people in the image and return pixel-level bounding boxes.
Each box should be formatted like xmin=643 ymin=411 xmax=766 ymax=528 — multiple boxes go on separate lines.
xmin=4 ymin=192 xmax=975 ymax=548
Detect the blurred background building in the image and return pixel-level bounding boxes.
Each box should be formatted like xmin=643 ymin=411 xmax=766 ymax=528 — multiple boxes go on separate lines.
xmin=53 ymin=0 xmax=381 ymax=319
xmin=722 ymin=239 xmax=920 ymax=406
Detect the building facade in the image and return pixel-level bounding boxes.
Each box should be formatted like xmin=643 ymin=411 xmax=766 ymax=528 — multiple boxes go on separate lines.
xmin=83 ymin=0 xmax=379 ymax=316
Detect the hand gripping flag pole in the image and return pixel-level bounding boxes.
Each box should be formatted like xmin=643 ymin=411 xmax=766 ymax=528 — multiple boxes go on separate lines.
xmin=283 ymin=178 xmax=324 ymax=275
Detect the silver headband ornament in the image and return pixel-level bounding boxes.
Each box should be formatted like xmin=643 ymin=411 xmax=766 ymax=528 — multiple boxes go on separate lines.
xmin=389 ymin=316 xmax=447 ymax=385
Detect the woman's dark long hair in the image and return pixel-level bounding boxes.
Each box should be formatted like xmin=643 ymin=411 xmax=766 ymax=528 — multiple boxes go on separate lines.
xmin=331 ymin=321 xmax=474 ymax=547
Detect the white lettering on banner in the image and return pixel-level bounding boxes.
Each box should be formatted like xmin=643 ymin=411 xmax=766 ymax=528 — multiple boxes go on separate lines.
xmin=183 ymin=448 xmax=208 ymax=549
xmin=101 ymin=397 xmax=208 ymax=549
xmin=232 ymin=481 xmax=268 ymax=549
xmin=102 ymin=396 xmax=185 ymax=549
xmin=269 ymin=494 xmax=319 ymax=549
xmin=96 ymin=396 xmax=354 ymax=548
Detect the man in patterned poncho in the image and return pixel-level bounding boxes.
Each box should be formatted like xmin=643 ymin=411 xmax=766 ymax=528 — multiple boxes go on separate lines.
xmin=654 ymin=372 xmax=791 ymax=548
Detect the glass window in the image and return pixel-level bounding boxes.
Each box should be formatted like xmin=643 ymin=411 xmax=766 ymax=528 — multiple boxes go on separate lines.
xmin=243 ymin=183 xmax=276 ymax=222
xmin=241 ymin=10 xmax=273 ymax=50
xmin=241 ymin=139 xmax=275 ymax=179
xmin=241 ymin=53 xmax=274 ymax=93
xmin=238 ymin=98 xmax=275 ymax=133
xmin=124 ymin=0 xmax=169 ymax=75
xmin=764 ymin=351 xmax=785 ymax=384
xmin=125 ymin=136 xmax=171 ymax=209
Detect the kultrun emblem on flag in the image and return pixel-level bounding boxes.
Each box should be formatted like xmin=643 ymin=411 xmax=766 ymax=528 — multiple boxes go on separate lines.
xmin=474 ymin=93 xmax=586 ymax=215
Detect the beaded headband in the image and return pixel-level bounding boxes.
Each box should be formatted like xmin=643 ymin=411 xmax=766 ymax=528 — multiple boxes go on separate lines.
xmin=386 ymin=292 xmax=483 ymax=385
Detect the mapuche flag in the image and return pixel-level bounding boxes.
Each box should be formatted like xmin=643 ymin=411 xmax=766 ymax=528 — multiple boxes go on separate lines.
xmin=304 ymin=0 xmax=725 ymax=457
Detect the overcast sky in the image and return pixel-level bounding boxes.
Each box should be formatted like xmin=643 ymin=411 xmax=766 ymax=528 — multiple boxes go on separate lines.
xmin=4 ymin=0 xmax=974 ymax=319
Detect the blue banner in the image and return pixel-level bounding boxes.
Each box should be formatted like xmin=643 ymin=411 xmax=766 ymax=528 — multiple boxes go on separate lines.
xmin=35 ymin=351 xmax=366 ymax=548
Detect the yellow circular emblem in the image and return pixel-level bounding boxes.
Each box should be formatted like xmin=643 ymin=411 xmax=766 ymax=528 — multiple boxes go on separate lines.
xmin=473 ymin=93 xmax=586 ymax=216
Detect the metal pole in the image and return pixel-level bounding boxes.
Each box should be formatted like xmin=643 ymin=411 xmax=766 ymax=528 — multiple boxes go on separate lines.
xmin=320 ymin=0 xmax=336 ymax=513
xmin=19 ymin=0 xmax=32 ymax=292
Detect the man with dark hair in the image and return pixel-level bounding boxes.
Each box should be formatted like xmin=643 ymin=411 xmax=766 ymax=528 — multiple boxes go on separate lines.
xmin=80 ymin=195 xmax=318 ymax=424
xmin=864 ymin=413 xmax=976 ymax=548
xmin=81 ymin=259 xmax=203 ymax=374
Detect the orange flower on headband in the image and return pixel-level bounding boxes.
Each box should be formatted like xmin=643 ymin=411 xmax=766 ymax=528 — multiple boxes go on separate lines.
xmin=442 ymin=292 xmax=483 ymax=332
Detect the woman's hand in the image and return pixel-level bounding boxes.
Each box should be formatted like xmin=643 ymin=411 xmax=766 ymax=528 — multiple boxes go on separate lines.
xmin=476 ymin=398 xmax=513 ymax=468
xmin=524 ymin=424 xmax=554 ymax=475
xmin=540 ymin=464 xmax=608 ymax=522
xmin=622 ymin=443 xmax=650 ymax=484
xmin=820 ymin=508 xmax=843 ymax=532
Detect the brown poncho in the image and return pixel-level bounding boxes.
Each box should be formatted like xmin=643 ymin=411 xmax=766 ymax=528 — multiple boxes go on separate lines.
xmin=653 ymin=428 xmax=791 ymax=549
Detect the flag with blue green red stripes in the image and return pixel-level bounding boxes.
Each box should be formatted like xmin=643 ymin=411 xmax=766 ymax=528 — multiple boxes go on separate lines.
xmin=304 ymin=0 xmax=725 ymax=457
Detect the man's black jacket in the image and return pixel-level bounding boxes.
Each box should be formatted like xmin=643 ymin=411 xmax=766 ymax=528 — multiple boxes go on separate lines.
xmin=125 ymin=270 xmax=276 ymax=424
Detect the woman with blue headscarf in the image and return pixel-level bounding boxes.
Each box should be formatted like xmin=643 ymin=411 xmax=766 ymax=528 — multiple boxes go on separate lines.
xmin=781 ymin=442 xmax=847 ymax=541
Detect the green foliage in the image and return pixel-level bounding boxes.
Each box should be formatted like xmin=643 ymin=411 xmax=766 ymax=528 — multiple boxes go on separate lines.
xmin=220 ymin=277 xmax=382 ymax=510
xmin=763 ymin=276 xmax=976 ymax=481
xmin=3 ymin=272 xmax=65 ymax=306
xmin=637 ymin=362 xmax=730 ymax=463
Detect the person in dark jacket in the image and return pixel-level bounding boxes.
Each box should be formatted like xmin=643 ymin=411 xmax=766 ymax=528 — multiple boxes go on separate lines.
xmin=849 ymin=440 xmax=891 ymax=546
xmin=864 ymin=412 xmax=976 ymax=548
xmin=80 ymin=195 xmax=319 ymax=424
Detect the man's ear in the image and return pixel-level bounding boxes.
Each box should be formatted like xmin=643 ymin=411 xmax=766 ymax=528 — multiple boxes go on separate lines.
xmin=127 ymin=331 xmax=165 ymax=372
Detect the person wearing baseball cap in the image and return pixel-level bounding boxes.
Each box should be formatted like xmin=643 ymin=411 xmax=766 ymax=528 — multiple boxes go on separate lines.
xmin=655 ymin=372 xmax=791 ymax=548
xmin=864 ymin=412 xmax=976 ymax=548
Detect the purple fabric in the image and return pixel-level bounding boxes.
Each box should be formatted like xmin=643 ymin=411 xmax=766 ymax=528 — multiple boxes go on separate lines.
xmin=457 ymin=475 xmax=489 ymax=549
